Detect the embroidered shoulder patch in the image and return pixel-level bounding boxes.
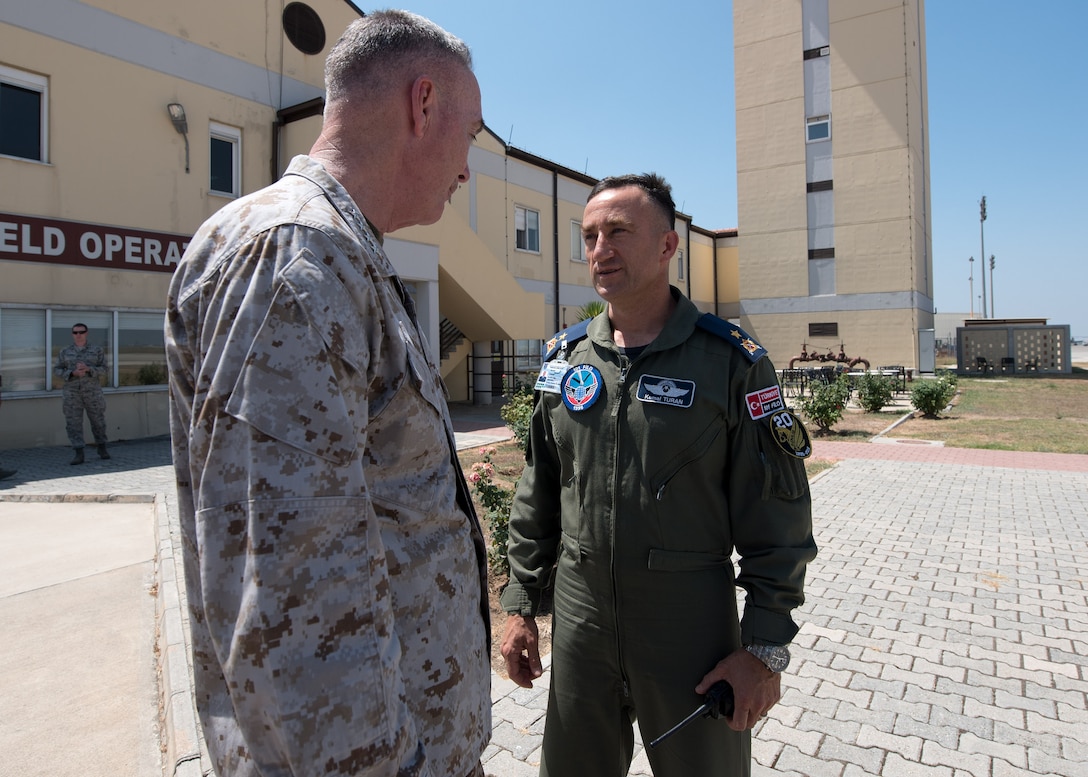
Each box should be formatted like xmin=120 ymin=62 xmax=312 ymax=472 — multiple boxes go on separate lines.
xmin=746 ymin=385 xmax=785 ymax=420
xmin=768 ymin=410 xmax=812 ymax=459
xmin=562 ymin=364 xmax=603 ymax=411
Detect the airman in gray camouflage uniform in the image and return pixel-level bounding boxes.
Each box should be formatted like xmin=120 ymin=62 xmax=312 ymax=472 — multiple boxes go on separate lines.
xmin=54 ymin=323 xmax=109 ymax=464
xmin=166 ymin=11 xmax=489 ymax=777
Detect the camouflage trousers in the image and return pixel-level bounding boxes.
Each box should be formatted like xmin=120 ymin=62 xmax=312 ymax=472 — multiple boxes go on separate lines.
xmin=62 ymin=379 xmax=108 ymax=448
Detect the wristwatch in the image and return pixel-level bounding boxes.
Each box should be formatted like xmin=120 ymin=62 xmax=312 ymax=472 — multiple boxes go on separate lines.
xmin=745 ymin=643 xmax=791 ymax=673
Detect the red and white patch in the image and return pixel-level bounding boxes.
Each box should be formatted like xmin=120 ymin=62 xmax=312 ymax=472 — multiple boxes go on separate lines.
xmin=746 ymin=385 xmax=785 ymax=420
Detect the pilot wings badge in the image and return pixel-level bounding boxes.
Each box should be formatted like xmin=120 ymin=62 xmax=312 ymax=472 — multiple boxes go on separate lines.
xmin=636 ymin=375 xmax=696 ymax=408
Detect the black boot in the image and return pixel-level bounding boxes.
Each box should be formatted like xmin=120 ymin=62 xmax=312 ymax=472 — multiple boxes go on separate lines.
xmin=70 ymin=448 xmax=85 ymax=465
xmin=97 ymin=444 xmax=111 ymax=460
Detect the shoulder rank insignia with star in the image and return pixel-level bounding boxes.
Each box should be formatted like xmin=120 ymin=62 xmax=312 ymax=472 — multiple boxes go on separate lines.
xmin=544 ymin=318 xmax=591 ymax=361
xmin=695 ymin=313 xmax=767 ymax=363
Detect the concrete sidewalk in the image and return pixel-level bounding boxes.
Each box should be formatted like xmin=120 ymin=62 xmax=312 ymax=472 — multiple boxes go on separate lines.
xmin=1 ymin=404 xmax=1086 ymax=776
xmin=0 ymin=500 xmax=162 ymax=777
xmin=0 ymin=402 xmax=515 ymax=777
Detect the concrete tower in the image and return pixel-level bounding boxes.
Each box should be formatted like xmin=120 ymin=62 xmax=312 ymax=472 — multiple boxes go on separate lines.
xmin=734 ymin=0 xmax=933 ymax=371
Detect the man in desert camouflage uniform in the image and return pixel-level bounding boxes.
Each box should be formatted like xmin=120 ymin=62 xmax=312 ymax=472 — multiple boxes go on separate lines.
xmin=54 ymin=323 xmax=110 ymax=465
xmin=166 ymin=11 xmax=490 ymax=777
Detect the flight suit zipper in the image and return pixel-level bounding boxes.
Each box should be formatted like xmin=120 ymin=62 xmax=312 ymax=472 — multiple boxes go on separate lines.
xmin=612 ymin=354 xmax=632 ymax=699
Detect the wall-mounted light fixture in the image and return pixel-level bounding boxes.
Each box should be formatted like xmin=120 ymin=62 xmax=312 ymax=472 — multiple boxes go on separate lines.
xmin=167 ymin=102 xmax=190 ymax=173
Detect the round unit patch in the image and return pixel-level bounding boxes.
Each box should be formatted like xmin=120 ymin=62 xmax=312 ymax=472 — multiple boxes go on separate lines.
xmin=562 ymin=364 xmax=603 ymax=412
xmin=768 ymin=410 xmax=812 ymax=459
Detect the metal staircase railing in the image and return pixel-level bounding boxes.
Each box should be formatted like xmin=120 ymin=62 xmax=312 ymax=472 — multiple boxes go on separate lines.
xmin=440 ymin=318 xmax=465 ymax=361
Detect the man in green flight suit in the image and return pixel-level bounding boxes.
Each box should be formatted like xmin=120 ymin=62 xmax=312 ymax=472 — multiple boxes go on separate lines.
xmin=500 ymin=173 xmax=817 ymax=777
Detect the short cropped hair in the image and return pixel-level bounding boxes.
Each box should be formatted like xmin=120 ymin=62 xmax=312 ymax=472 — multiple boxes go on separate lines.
xmin=324 ymin=10 xmax=472 ymax=103
xmin=588 ymin=173 xmax=676 ymax=230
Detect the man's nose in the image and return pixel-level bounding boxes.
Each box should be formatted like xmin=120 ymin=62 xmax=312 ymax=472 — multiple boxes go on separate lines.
xmin=589 ymin=237 xmax=613 ymax=261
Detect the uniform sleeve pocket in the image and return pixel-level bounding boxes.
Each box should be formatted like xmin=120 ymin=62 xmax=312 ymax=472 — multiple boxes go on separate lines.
xmin=741 ymin=421 xmax=808 ymax=501
xmin=225 ymin=284 xmax=356 ymax=466
xmin=758 ymin=444 xmax=809 ymax=501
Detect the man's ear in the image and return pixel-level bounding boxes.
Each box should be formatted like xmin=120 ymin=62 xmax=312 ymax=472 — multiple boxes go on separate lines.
xmin=661 ymin=229 xmax=681 ymax=262
xmin=410 ymin=75 xmax=437 ymax=139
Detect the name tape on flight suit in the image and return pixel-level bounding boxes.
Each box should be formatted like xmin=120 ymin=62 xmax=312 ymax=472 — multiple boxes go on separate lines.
xmin=636 ymin=375 xmax=696 ymax=408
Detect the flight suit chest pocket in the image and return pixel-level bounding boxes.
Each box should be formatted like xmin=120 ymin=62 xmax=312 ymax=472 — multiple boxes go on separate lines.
xmin=648 ymin=418 xmax=724 ymax=501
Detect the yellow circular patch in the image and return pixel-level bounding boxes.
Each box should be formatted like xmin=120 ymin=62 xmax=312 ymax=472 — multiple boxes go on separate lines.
xmin=768 ymin=410 xmax=812 ymax=459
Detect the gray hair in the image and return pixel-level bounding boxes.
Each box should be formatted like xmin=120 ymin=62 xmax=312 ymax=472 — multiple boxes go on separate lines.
xmin=324 ymin=10 xmax=473 ymax=103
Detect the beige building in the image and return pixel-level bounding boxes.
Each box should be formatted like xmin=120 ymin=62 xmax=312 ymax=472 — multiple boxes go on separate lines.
xmin=734 ymin=0 xmax=933 ymax=371
xmin=0 ymin=0 xmax=927 ymax=451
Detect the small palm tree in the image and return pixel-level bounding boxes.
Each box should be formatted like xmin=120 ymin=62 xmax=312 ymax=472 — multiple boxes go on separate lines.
xmin=576 ymin=300 xmax=606 ymax=321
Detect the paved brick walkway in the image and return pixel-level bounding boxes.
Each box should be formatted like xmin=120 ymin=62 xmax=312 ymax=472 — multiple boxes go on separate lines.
xmin=487 ymin=439 xmax=1088 ymax=777
xmin=2 ymin=417 xmax=1086 ymax=777
xmin=814 ymin=437 xmax=1088 ymax=472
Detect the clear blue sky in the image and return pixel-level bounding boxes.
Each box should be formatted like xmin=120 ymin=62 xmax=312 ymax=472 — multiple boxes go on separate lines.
xmin=352 ymin=2 xmax=1087 ymax=338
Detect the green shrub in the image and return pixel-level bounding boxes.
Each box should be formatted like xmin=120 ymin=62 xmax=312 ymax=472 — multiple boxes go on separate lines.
xmin=500 ymin=384 xmax=534 ymax=451
xmin=136 ymin=362 xmax=167 ymax=385
xmin=796 ymin=373 xmax=851 ymax=433
xmin=467 ymin=447 xmax=515 ymax=576
xmin=855 ymin=372 xmax=896 ymax=413
xmin=910 ymin=372 xmax=958 ymax=418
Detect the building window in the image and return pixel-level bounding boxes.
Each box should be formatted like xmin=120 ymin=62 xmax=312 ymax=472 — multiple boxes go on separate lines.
xmin=0 ymin=65 xmax=48 ymax=162
xmin=808 ymin=258 xmax=835 ymax=296
xmin=513 ymin=338 xmax=545 ymax=384
xmin=676 ymin=248 xmax=685 ymax=280
xmin=0 ymin=308 xmax=47 ymax=391
xmin=806 ymin=115 xmax=831 ymax=143
xmin=209 ymin=122 xmax=241 ymax=197
xmin=515 ymin=206 xmax=540 ymax=253
xmin=571 ymin=221 xmax=586 ymax=263
xmin=118 ymin=311 xmax=167 ymax=386
xmin=282 ymin=2 xmax=326 ymax=55
xmin=0 ymin=306 xmax=166 ymax=392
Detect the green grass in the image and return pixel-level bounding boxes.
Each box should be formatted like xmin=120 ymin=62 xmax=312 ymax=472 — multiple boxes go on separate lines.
xmin=888 ymin=375 xmax=1088 ymax=454
xmin=464 ymin=370 xmax=1088 ymax=494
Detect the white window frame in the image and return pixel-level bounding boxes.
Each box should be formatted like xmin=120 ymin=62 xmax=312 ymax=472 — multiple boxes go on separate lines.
xmin=515 ymin=205 xmax=540 ymax=253
xmin=209 ymin=121 xmax=241 ymax=197
xmin=806 ymin=114 xmax=831 ymax=143
xmin=0 ymin=64 xmax=49 ymax=163
xmin=570 ymin=220 xmax=587 ymax=263
xmin=676 ymin=248 xmax=685 ymax=280
xmin=1 ymin=305 xmax=167 ymax=392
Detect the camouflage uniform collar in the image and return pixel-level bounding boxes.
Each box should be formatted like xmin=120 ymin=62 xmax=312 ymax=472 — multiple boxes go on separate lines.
xmin=283 ymin=155 xmax=383 ymax=250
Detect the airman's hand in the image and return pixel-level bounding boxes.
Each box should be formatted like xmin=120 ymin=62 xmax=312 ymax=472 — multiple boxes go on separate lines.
xmin=500 ymin=614 xmax=543 ymax=688
xmin=695 ymin=649 xmax=782 ymax=731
